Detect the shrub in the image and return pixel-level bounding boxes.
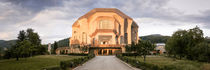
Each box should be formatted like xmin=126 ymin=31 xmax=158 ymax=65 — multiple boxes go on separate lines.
xmin=122 ymin=53 xmax=138 ymax=56
xmin=68 ymin=53 xmax=88 ymax=56
xmin=60 ymin=54 xmax=95 ymax=70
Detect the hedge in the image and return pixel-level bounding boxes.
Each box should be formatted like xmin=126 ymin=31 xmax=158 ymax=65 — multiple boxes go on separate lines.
xmin=122 ymin=53 xmax=138 ymax=56
xmin=68 ymin=53 xmax=89 ymax=56
xmin=43 ymin=54 xmax=95 ymax=70
xmin=116 ymin=54 xmax=177 ymax=70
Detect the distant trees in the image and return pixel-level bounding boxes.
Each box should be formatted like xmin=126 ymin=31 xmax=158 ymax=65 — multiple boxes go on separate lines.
xmin=166 ymin=26 xmax=210 ymax=62
xmin=4 ymin=28 xmax=46 ymax=60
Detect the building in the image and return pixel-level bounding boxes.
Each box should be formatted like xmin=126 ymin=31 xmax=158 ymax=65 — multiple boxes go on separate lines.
xmin=69 ymin=8 xmax=139 ymax=55
xmin=155 ymin=43 xmax=166 ymax=54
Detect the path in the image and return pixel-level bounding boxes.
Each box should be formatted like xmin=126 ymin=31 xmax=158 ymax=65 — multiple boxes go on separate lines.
xmin=74 ymin=56 xmax=140 ymax=70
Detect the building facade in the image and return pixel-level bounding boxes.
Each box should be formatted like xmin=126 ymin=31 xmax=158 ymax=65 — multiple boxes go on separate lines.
xmin=70 ymin=8 xmax=139 ymax=55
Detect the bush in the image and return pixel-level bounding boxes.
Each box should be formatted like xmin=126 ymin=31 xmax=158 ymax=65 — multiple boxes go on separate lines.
xmin=60 ymin=54 xmax=95 ymax=70
xmin=68 ymin=53 xmax=88 ymax=56
xmin=122 ymin=53 xmax=138 ymax=56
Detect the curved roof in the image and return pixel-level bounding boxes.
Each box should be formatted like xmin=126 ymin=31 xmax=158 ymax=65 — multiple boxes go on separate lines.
xmin=78 ymin=8 xmax=132 ymax=20
xmin=73 ymin=8 xmax=135 ymax=27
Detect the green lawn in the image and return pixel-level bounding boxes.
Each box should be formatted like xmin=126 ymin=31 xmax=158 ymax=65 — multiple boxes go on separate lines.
xmin=126 ymin=56 xmax=210 ymax=70
xmin=0 ymin=55 xmax=84 ymax=70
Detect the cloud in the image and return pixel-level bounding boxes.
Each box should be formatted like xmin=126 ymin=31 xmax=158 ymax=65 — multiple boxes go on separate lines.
xmin=0 ymin=0 xmax=210 ymax=43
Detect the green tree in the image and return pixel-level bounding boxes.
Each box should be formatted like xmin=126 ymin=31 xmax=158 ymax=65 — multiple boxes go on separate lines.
xmin=192 ymin=42 xmax=210 ymax=62
xmin=186 ymin=26 xmax=204 ymax=60
xmin=26 ymin=28 xmax=42 ymax=55
xmin=13 ymin=30 xmax=27 ymax=60
xmin=166 ymin=26 xmax=205 ymax=60
xmin=7 ymin=28 xmax=44 ymax=60
xmin=18 ymin=40 xmax=32 ymax=58
xmin=53 ymin=41 xmax=58 ymax=54
xmin=166 ymin=30 xmax=188 ymax=59
xmin=136 ymin=40 xmax=154 ymax=63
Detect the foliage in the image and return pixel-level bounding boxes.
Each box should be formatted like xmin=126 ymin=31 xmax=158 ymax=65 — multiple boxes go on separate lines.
xmin=191 ymin=42 xmax=210 ymax=62
xmin=60 ymin=54 xmax=95 ymax=70
xmin=52 ymin=41 xmax=58 ymax=54
xmin=68 ymin=53 xmax=89 ymax=56
xmin=122 ymin=53 xmax=138 ymax=56
xmin=165 ymin=30 xmax=188 ymax=59
xmin=4 ymin=28 xmax=46 ymax=60
xmin=166 ymin=26 xmax=210 ymax=62
xmin=125 ymin=40 xmax=154 ymax=62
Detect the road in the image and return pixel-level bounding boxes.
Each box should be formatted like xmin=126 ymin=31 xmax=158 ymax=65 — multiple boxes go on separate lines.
xmin=73 ymin=56 xmax=140 ymax=70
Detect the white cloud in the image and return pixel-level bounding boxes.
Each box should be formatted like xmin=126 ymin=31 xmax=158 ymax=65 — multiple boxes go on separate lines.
xmin=134 ymin=18 xmax=205 ymax=36
xmin=1 ymin=0 xmax=210 ymax=44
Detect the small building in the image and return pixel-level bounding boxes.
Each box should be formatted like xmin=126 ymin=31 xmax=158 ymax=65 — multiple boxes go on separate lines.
xmin=155 ymin=43 xmax=166 ymax=54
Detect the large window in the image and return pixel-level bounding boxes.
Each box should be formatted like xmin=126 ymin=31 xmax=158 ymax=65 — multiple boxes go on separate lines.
xmin=99 ymin=20 xmax=112 ymax=29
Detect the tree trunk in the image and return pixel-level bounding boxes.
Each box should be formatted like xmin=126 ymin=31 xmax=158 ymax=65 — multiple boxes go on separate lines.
xmin=144 ymin=55 xmax=146 ymax=63
xmin=16 ymin=55 xmax=19 ymax=61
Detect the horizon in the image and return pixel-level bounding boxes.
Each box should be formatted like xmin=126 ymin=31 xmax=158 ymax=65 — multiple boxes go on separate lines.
xmin=1 ymin=0 xmax=210 ymax=44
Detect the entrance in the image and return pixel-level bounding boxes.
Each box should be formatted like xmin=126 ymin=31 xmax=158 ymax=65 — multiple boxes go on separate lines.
xmin=95 ymin=49 xmax=121 ymax=55
xmin=89 ymin=47 xmax=122 ymax=56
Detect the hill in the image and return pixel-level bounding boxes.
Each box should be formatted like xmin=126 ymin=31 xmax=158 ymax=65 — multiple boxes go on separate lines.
xmin=140 ymin=34 xmax=170 ymax=43
xmin=51 ymin=38 xmax=70 ymax=47
xmin=0 ymin=40 xmax=16 ymax=49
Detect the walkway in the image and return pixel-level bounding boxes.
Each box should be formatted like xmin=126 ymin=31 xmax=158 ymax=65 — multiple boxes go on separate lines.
xmin=74 ymin=56 xmax=140 ymax=70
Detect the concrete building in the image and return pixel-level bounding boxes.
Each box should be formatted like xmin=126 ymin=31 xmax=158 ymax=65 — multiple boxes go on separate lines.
xmin=69 ymin=8 xmax=139 ymax=55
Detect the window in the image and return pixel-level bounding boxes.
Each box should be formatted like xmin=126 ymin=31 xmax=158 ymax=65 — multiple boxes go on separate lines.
xmin=99 ymin=20 xmax=112 ymax=29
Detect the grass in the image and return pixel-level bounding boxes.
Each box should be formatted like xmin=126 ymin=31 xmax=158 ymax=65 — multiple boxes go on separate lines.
xmin=0 ymin=55 xmax=84 ymax=70
xmin=126 ymin=56 xmax=210 ymax=70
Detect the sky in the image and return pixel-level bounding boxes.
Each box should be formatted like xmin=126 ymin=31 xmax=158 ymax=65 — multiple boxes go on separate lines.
xmin=0 ymin=0 xmax=210 ymax=44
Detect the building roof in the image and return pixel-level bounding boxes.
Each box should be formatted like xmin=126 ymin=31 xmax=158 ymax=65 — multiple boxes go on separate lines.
xmin=78 ymin=8 xmax=132 ymax=20
xmin=72 ymin=8 xmax=136 ymax=27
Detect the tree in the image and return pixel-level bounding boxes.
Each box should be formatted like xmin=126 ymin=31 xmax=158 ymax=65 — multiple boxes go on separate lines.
xmin=13 ymin=30 xmax=27 ymax=60
xmin=7 ymin=28 xmax=45 ymax=60
xmin=186 ymin=26 xmax=204 ymax=60
xmin=166 ymin=26 xmax=206 ymax=61
xmin=192 ymin=42 xmax=210 ymax=62
xmin=18 ymin=40 xmax=32 ymax=58
xmin=26 ymin=28 xmax=42 ymax=55
xmin=53 ymin=41 xmax=58 ymax=54
xmin=136 ymin=40 xmax=154 ymax=63
xmin=166 ymin=30 xmax=188 ymax=59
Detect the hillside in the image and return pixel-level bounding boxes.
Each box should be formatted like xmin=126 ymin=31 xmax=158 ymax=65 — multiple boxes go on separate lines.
xmin=51 ymin=38 xmax=70 ymax=47
xmin=140 ymin=34 xmax=170 ymax=43
xmin=0 ymin=40 xmax=16 ymax=48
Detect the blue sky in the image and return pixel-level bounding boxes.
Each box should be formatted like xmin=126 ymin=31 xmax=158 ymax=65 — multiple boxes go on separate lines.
xmin=0 ymin=0 xmax=210 ymax=44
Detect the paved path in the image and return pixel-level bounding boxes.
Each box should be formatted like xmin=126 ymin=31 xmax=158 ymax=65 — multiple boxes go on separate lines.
xmin=74 ymin=56 xmax=140 ymax=70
